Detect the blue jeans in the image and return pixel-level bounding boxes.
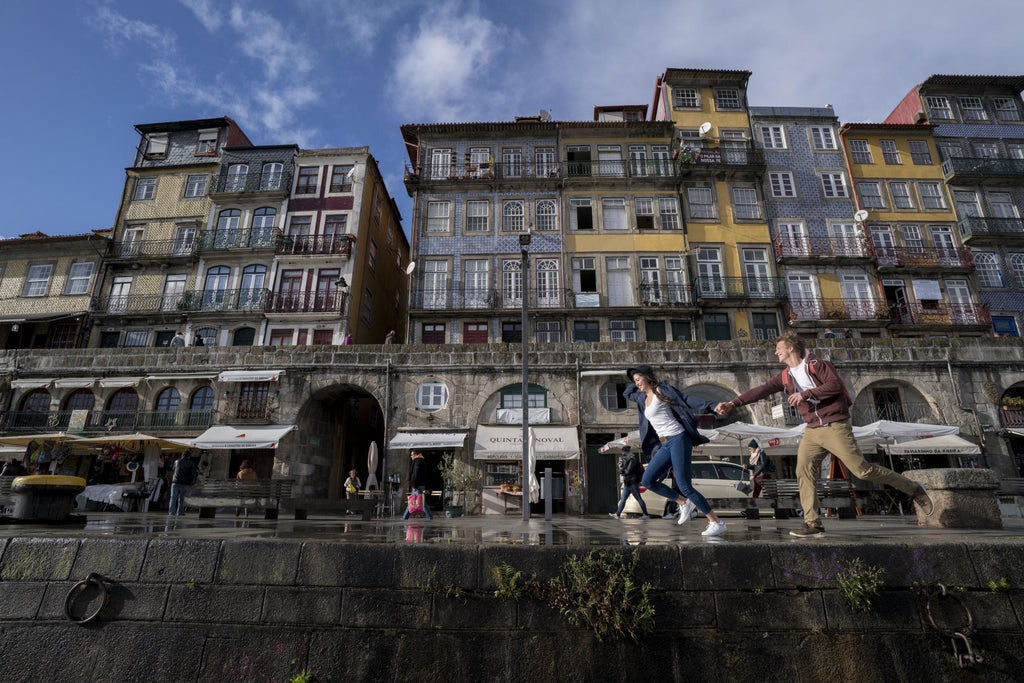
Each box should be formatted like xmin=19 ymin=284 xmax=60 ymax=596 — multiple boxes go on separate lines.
xmin=168 ymin=483 xmax=189 ymax=516
xmin=615 ymin=482 xmax=648 ymax=516
xmin=640 ymin=433 xmax=712 ymax=515
xmin=401 ymin=486 xmax=433 ymax=520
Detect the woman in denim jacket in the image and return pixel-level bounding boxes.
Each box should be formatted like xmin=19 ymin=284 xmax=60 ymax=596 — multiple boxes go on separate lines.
xmin=624 ymin=365 xmax=727 ymax=537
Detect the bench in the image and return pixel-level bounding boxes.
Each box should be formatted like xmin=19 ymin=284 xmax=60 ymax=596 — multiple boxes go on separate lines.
xmin=997 ymin=477 xmax=1024 ymax=517
xmin=760 ymin=479 xmax=873 ymax=519
xmin=282 ymin=497 xmax=375 ymax=521
xmin=184 ymin=479 xmax=294 ymax=519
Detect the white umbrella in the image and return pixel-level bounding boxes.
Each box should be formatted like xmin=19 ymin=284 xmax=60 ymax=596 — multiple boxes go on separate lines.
xmin=0 ymin=432 xmax=82 ymax=446
xmin=366 ymin=441 xmax=379 ymax=490
xmin=599 ymin=428 xmax=722 ymax=454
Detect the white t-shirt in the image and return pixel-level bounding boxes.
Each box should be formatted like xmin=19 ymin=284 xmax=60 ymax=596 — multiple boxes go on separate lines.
xmin=644 ymin=394 xmax=684 ymax=438
xmin=789 ymin=360 xmax=820 ymax=404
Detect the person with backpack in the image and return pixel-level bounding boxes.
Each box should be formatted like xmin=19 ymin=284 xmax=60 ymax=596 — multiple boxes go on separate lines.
xmin=609 ymin=445 xmax=648 ymax=519
xmin=743 ymin=440 xmax=773 ymax=498
xmin=716 ymin=331 xmax=934 ymax=538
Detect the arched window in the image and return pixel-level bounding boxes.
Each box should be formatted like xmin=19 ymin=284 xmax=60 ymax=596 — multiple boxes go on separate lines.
xmin=502 ymin=200 xmax=524 ymax=232
xmin=260 ymin=163 xmax=283 ymax=190
xmin=536 ymin=199 xmax=557 ymax=231
xmin=21 ymin=389 xmax=51 ymax=412
xmin=226 ymin=164 xmax=249 ymax=191
xmin=232 ymin=327 xmax=256 ymax=346
xmin=189 ymin=386 xmax=214 ymax=427
xmin=203 ymin=266 xmax=231 ymax=310
xmin=194 ymin=327 xmax=217 ymax=347
xmin=251 ymin=207 xmax=277 ymax=246
xmin=154 ymin=387 xmax=181 ymax=428
xmin=1011 ymin=253 xmax=1024 ymax=289
xmin=105 ymin=389 xmax=138 ymax=431
xmin=64 ymin=389 xmax=95 ymax=412
xmin=974 ymin=252 xmax=1003 ymax=288
xmin=216 ymin=208 xmax=241 ymax=232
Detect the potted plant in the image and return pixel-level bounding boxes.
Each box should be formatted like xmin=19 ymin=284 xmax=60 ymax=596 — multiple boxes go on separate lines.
xmin=438 ymin=453 xmax=482 ymax=517
xmin=1002 ymin=396 xmax=1024 ymax=410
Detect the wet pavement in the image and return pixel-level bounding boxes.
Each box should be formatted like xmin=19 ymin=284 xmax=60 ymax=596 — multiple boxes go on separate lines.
xmin=2 ymin=511 xmax=1022 ymax=546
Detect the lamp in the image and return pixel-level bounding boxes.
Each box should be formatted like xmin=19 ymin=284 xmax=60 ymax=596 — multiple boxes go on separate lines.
xmin=335 ymin=276 xmax=349 ymax=290
xmin=519 ymin=230 xmax=531 ymax=521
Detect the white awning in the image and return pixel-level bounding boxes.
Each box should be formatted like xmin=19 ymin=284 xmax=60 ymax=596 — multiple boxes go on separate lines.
xmin=53 ymin=378 xmax=99 ymax=388
xmin=388 ymin=432 xmax=468 ymax=450
xmin=11 ymin=378 xmax=53 ymax=389
xmin=884 ymin=434 xmax=981 ymax=456
xmin=146 ymin=373 xmax=218 ymax=381
xmin=99 ymin=377 xmax=142 ymax=388
xmin=474 ymin=425 xmax=580 ymax=460
xmin=191 ymin=424 xmax=296 ymax=450
xmin=218 ymin=370 xmax=284 ymax=382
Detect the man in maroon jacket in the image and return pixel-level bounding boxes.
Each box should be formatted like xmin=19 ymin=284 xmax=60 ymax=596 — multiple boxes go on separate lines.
xmin=716 ymin=331 xmax=933 ymax=537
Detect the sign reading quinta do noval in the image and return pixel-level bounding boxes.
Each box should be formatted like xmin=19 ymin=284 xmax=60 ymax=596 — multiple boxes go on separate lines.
xmin=473 ymin=426 xmax=580 ymax=460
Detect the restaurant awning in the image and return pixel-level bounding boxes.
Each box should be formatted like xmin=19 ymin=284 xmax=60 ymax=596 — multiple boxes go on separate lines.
xmin=884 ymin=434 xmax=980 ymax=456
xmin=99 ymin=377 xmax=142 ymax=388
xmin=388 ymin=432 xmax=468 ymax=450
xmin=145 ymin=373 xmax=218 ymax=381
xmin=74 ymin=432 xmax=193 ymax=450
xmin=191 ymin=424 xmax=296 ymax=449
xmin=53 ymin=378 xmax=99 ymax=388
xmin=474 ymin=425 xmax=580 ymax=460
xmin=10 ymin=378 xmax=54 ymax=389
xmin=217 ymin=370 xmax=284 ymax=382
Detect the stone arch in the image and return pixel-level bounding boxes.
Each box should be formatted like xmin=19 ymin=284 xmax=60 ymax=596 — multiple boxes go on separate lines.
xmin=851 ymin=379 xmax=943 ymax=424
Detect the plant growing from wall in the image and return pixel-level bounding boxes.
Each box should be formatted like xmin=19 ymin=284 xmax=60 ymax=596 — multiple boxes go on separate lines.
xmin=987 ymin=577 xmax=1011 ymax=592
xmin=836 ymin=558 xmax=885 ymax=612
xmin=289 ymin=670 xmax=316 ymax=683
xmin=491 ymin=563 xmax=541 ymax=601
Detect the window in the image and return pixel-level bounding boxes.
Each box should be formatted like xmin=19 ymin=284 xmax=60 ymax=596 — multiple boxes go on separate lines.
xmin=715 ymin=88 xmax=741 ymax=110
xmin=501 ymin=383 xmax=546 ymax=410
xmin=609 ymin=320 xmax=637 ymax=342
xmin=465 ymin=200 xmax=489 ymax=232
xmin=703 ymin=313 xmax=730 ymax=340
xmin=145 ymin=133 xmax=168 ymax=156
xmin=994 ymin=97 xmax=1022 ymax=121
xmin=671 ymin=320 xmax=692 ymax=341
xmin=426 ymin=201 xmax=451 ymax=232
xmin=645 ymin=320 xmax=666 ymax=341
xmin=937 ymin=141 xmax=963 ymax=160
xmin=64 ymin=262 xmax=94 ymax=295
xmin=502 ymin=148 xmax=523 ymax=178
xmin=430 ymin=148 xmax=452 ymax=179
xmin=194 ymin=327 xmax=216 ymax=347
xmin=597 ymin=146 xmax=623 ymax=177
xmin=190 ymin=386 xmax=215 ymax=419
xmin=686 ymin=186 xmax=716 ymax=219
xmin=820 ymin=173 xmax=848 ymax=198
xmin=415 ymin=378 xmax=448 ymax=411
xmin=974 ymin=252 xmax=1003 ymax=287
xmin=696 ymin=247 xmax=724 ymax=297
xmin=908 ymin=140 xmax=933 ymax=165
xmin=751 ymin=312 xmax=779 ymax=341
xmin=502 ymin=259 xmax=523 ymax=307
xmin=155 ymin=387 xmax=181 ymax=417
xmin=742 ymin=248 xmax=771 ymax=297
xmin=160 ymin=273 xmax=186 ymax=311
xmin=536 ymin=258 xmax=559 ymax=307
xmin=422 ymin=323 xmax=445 ymax=344
xmin=252 ymin=207 xmax=277 ymax=232
xmin=124 ymin=330 xmax=148 ymax=347
xmin=259 ymin=162 xmax=283 ymax=190
xmin=990 ymin=192 xmax=1020 ymax=218
xmin=23 ymin=264 xmax=53 ymax=297
xmin=659 ymin=198 xmax=679 ymax=230
xmin=810 ymin=127 xmax=836 ymax=149
xmin=731 ymin=187 xmax=761 ymax=219
xmin=918 ymin=182 xmax=946 ymax=209
xmin=422 ymin=261 xmax=449 ymax=309
xmin=237 ymin=382 xmax=270 ymax=419
xmin=536 ymin=200 xmax=556 ymax=231
xmin=535 ymin=147 xmax=556 ymax=177
xmin=134 ymin=177 xmax=156 ymax=200
xmin=925 ymin=96 xmax=954 ymax=120
xmin=536 ymin=320 xmax=562 ymax=343
xmin=959 ymin=97 xmax=988 ymax=121
xmin=1011 ymin=254 xmax=1024 ymax=289
xmin=368 ymin=239 xmax=377 ymax=272
xmin=901 ymin=225 xmax=923 ymax=251
xmin=464 ymin=322 xmax=488 ymax=344
xmin=569 ymin=199 xmax=593 ymax=230
xmin=232 ymin=327 xmax=256 ymax=346
xmin=848 ymin=139 xmax=872 ymax=164
xmin=269 ymin=329 xmax=294 ymax=346
xmin=888 ymin=182 xmax=914 ymax=209
xmin=184 ymin=174 xmax=208 ymax=198
xmin=635 ymin=198 xmax=654 ymax=229
xmin=296 ymin=166 xmax=319 ymax=194
xmin=224 ymin=163 xmax=248 ymax=192
xmin=196 ymin=129 xmax=218 ymax=154
xmin=672 ymin=87 xmax=700 ymax=109
xmin=599 ymin=383 xmax=628 ymax=411
xmin=1009 ymin=143 xmax=1024 ymax=160
xmin=760 ymin=126 xmax=786 ymax=149
xmin=601 ymin=198 xmax=627 ymax=230
xmin=571 ymin=257 xmax=597 ymax=294
xmin=330 ymin=165 xmax=353 ymax=192
xmin=360 ymin=288 xmax=372 ymax=324
xmin=973 ymin=141 xmax=999 ymax=158
xmin=64 ymin=389 xmax=95 ymax=412
xmin=880 ymin=140 xmax=901 ymax=164
xmin=857 ymin=182 xmax=885 ymax=209
xmin=464 ymin=259 xmax=489 ymax=308
xmin=573 ymin=320 xmax=600 ymax=342
xmin=502 ymin=200 xmax=525 ymax=232
xmin=954 ymin=190 xmax=981 ymax=217
xmin=501 ymin=321 xmax=522 ymax=343
xmin=768 ymin=172 xmax=796 ymax=197
xmin=639 ymin=257 xmax=660 ymax=303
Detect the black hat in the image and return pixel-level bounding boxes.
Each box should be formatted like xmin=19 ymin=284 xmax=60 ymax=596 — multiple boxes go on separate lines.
xmin=626 ymin=364 xmax=656 ymax=382
xmin=620 ymin=444 xmax=631 ymax=452
xmin=747 ymin=440 xmax=759 ymax=449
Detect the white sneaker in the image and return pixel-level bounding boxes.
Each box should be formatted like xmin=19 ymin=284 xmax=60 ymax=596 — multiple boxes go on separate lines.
xmin=608 ymin=512 xmax=620 ymax=519
xmin=701 ymin=520 xmax=727 ymax=537
xmin=677 ymin=500 xmax=697 ymax=526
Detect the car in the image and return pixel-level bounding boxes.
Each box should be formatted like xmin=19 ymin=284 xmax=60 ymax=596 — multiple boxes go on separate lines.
xmin=621 ymin=459 xmax=750 ymax=517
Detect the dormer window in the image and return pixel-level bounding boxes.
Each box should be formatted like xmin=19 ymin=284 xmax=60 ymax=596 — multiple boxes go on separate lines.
xmin=145 ymin=133 xmax=168 ymax=157
xmin=196 ymin=129 xmax=219 ymax=155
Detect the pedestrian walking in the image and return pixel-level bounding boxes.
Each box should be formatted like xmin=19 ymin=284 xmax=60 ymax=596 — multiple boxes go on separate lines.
xmin=168 ymin=453 xmax=197 ymax=516
xmin=743 ymin=440 xmax=773 ymax=498
xmin=401 ymin=451 xmax=433 ymax=520
xmin=610 ymin=445 xmax=648 ymax=519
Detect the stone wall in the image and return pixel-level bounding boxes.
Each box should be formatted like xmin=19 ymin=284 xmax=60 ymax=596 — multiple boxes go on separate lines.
xmin=0 ymin=535 xmax=1022 ymax=682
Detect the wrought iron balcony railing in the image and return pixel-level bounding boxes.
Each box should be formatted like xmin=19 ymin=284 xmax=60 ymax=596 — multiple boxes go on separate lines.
xmin=693 ymin=276 xmax=786 ymax=300
xmin=228 ymin=399 xmax=272 ymax=421
xmin=678 ymin=145 xmax=765 ymax=169
xmin=266 ymin=290 xmax=347 ymax=313
xmin=197 ymin=228 xmax=277 ymax=250
xmin=275 ymin=235 xmax=353 ymax=257
xmin=959 ymin=217 xmax=1024 ymax=239
xmin=211 ymin=169 xmax=293 ymax=194
xmin=942 ymin=156 xmax=1024 ymax=180
xmin=999 ymin=408 xmax=1024 ymax=428
xmin=786 ymin=298 xmax=891 ymax=322
xmin=180 ymin=288 xmax=268 ymax=313
xmin=873 ymin=246 xmax=972 ymax=269
xmin=772 ymin=235 xmax=872 ymax=259
xmin=889 ymin=302 xmax=991 ymax=326
xmin=111 ymin=238 xmax=197 ymax=259
xmin=850 ymin=402 xmax=937 ymax=424
xmin=0 ymin=409 xmax=213 ymax=433
xmin=411 ymin=285 xmax=567 ymax=311
xmin=637 ymin=283 xmax=695 ymax=307
xmin=405 ymin=158 xmax=680 ymax=182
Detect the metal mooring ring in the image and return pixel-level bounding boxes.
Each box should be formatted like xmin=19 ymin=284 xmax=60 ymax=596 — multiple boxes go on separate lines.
xmin=64 ymin=572 xmax=111 ymax=624
xmin=923 ymin=584 xmax=975 ymax=637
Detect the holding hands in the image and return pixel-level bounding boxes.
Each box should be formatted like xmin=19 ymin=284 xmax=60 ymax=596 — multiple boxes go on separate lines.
xmin=714 ymin=402 xmax=733 ymax=415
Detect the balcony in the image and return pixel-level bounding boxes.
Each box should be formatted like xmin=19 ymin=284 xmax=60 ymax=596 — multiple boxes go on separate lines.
xmin=873 ymin=246 xmax=973 ymax=270
xmin=637 ymin=283 xmax=695 ymax=307
xmin=941 ymin=156 xmax=1024 ymax=183
xmin=0 ymin=409 xmax=213 ymax=433
xmin=404 ymin=159 xmax=680 ymax=183
xmin=227 ymin=399 xmax=272 ymax=421
xmin=693 ymin=276 xmax=786 ymax=301
xmin=889 ymin=302 xmax=991 ymax=327
xmin=197 ymin=228 xmax=276 ymax=251
xmin=211 ymin=169 xmax=292 ymax=195
xmin=275 ymin=234 xmax=352 ymax=257
xmin=266 ymin=290 xmax=347 ymax=314
xmin=678 ymin=145 xmax=765 ymax=176
xmin=773 ymin=235 xmax=872 ymax=261
xmin=850 ymin=402 xmax=937 ymax=424
xmin=786 ymin=298 xmax=890 ymax=323
xmin=959 ymin=217 xmax=1024 ymax=241
xmin=999 ymin=408 xmax=1024 ymax=428
xmin=411 ymin=285 xmax=567 ymax=312
xmin=181 ymin=289 xmax=268 ymax=313
xmin=109 ymin=238 xmax=197 ymax=260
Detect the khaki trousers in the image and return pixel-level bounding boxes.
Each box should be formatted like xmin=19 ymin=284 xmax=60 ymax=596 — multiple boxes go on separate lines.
xmin=796 ymin=420 xmax=919 ymax=526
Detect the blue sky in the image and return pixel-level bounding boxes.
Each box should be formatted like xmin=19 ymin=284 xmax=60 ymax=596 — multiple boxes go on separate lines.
xmin=2 ymin=0 xmax=1023 ymax=238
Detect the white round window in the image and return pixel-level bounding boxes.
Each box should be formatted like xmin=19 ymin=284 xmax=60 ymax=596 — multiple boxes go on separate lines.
xmin=415 ymin=381 xmax=449 ymax=413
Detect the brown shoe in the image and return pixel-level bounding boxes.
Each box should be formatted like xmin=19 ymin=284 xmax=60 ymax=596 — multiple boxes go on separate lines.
xmin=789 ymin=523 xmax=825 ymax=538
xmin=913 ymin=486 xmax=934 ymax=516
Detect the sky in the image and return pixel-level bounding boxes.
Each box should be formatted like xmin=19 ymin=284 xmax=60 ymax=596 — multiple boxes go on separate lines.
xmin=2 ymin=0 xmax=1024 ymax=239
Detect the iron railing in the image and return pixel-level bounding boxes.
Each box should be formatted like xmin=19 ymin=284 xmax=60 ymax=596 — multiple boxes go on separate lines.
xmin=0 ymin=409 xmax=213 ymax=433
xmin=678 ymin=145 xmax=765 ymax=169
xmin=850 ymin=402 xmax=937 ymax=424
xmin=786 ymin=298 xmax=890 ymax=322
xmin=998 ymin=408 xmax=1024 ymax=428
xmin=873 ymin=246 xmax=972 ymax=269
xmin=180 ymin=288 xmax=268 ymax=313
xmin=405 ymin=158 xmax=681 ymax=181
xmin=773 ymin=235 xmax=872 ymax=259
xmin=266 ymin=290 xmax=346 ymax=313
xmin=410 ymin=285 xmax=567 ymax=311
xmin=211 ymin=169 xmax=292 ymax=194
xmin=889 ymin=302 xmax=991 ymax=326
xmin=275 ymin=235 xmax=353 ymax=256
xmin=197 ymin=228 xmax=277 ymax=250
xmin=942 ymin=156 xmax=1024 ymax=180
xmin=228 ymin=400 xmax=272 ymax=421
xmin=693 ymin=276 xmax=786 ymax=300
xmin=637 ymin=283 xmax=695 ymax=307
xmin=110 ymin=239 xmax=197 ymax=259
xmin=959 ymin=217 xmax=1024 ymax=239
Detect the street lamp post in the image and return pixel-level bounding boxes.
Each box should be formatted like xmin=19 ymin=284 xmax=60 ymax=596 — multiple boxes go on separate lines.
xmin=519 ymin=231 xmax=531 ymax=521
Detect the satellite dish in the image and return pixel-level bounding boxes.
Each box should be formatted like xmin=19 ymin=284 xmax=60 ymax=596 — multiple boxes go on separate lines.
xmin=539 ymin=109 xmax=552 ymax=122
xmin=405 ymin=261 xmax=416 ymax=275
xmin=698 ymin=122 xmax=713 ymax=137
xmin=345 ymin=166 xmax=357 ymax=181
xmin=854 ymin=210 xmax=869 ymax=223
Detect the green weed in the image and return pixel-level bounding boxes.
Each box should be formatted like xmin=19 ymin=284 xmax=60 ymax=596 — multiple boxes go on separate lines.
xmin=835 ymin=558 xmax=885 ymax=612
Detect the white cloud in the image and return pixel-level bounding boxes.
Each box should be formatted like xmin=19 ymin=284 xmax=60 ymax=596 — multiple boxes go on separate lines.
xmin=88 ymin=6 xmax=176 ymax=56
xmin=228 ymin=6 xmax=313 ymax=80
xmin=179 ymin=0 xmax=223 ymax=32
xmin=300 ymin=0 xmax=409 ymax=53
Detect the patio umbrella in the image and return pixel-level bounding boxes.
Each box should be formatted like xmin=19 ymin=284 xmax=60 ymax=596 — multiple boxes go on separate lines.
xmin=73 ymin=432 xmax=193 ymax=450
xmin=0 ymin=432 xmax=83 ymax=446
xmin=366 ymin=441 xmax=379 ymax=490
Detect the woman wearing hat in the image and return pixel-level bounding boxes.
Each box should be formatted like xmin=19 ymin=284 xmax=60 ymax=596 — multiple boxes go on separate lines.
xmin=624 ymin=365 xmax=727 ymax=537
xmin=743 ymin=440 xmax=772 ymax=498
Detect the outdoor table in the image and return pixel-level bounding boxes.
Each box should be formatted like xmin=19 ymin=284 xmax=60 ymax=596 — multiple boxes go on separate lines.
xmin=498 ymin=490 xmax=523 ymax=515
xmin=76 ymin=483 xmax=144 ymax=512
